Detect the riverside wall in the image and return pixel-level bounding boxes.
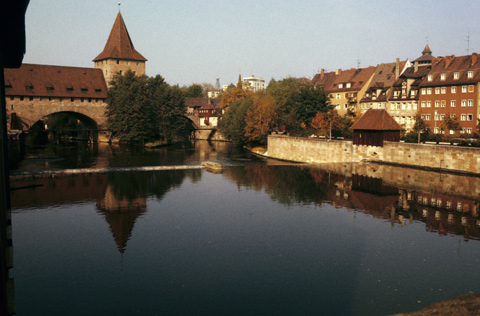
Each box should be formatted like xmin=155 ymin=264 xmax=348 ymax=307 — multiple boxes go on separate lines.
xmin=267 ymin=135 xmax=480 ymax=175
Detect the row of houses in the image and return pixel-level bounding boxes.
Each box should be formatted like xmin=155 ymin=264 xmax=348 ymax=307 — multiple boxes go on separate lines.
xmin=312 ymin=46 xmax=480 ymax=134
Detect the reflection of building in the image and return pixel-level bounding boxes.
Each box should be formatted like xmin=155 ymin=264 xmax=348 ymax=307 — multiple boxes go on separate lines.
xmin=97 ymin=185 xmax=146 ymax=253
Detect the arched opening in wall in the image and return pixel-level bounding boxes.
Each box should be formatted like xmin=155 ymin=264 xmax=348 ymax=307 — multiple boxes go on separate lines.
xmin=27 ymin=111 xmax=98 ymax=145
xmin=176 ymin=115 xmax=197 ymax=141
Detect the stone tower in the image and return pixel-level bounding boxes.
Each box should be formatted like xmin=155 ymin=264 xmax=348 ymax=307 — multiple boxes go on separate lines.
xmin=93 ymin=12 xmax=147 ymax=86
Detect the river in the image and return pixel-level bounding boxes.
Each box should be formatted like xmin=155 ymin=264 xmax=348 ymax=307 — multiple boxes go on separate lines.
xmin=8 ymin=140 xmax=480 ymax=315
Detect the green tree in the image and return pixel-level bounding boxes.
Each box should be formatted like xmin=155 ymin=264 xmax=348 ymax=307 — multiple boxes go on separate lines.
xmin=106 ymin=71 xmax=186 ymax=143
xmin=181 ymin=83 xmax=204 ymax=98
xmin=219 ymin=98 xmax=253 ymax=145
xmin=267 ymin=78 xmax=331 ymax=135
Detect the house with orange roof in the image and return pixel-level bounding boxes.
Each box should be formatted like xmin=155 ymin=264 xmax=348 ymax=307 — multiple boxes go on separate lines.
xmin=313 ymin=67 xmax=376 ymax=117
xmin=359 ymin=59 xmax=409 ymax=114
xmin=418 ymin=52 xmax=480 ymax=135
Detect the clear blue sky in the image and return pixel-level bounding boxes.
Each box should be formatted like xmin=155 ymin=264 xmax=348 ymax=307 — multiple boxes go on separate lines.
xmin=23 ymin=0 xmax=480 ymax=87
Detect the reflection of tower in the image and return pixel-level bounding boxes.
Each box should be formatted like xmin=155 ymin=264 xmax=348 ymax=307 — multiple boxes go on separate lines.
xmin=97 ymin=185 xmax=146 ymax=253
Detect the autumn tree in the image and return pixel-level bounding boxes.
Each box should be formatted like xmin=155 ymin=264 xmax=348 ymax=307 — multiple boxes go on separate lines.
xmin=410 ymin=114 xmax=430 ymax=143
xmin=310 ymin=109 xmax=343 ymax=139
xmin=245 ymin=93 xmax=277 ymax=144
xmin=440 ymin=113 xmax=462 ymax=135
xmin=220 ymin=78 xmax=253 ymax=111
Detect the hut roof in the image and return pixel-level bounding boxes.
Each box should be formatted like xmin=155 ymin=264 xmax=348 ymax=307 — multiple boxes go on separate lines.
xmin=350 ymin=109 xmax=403 ymax=131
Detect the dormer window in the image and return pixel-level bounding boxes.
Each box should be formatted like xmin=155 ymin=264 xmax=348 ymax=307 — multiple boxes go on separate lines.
xmin=338 ymin=83 xmax=343 ymax=88
xmin=454 ymin=72 xmax=459 ymax=79
xmin=394 ymin=91 xmax=398 ymax=96
xmin=440 ymin=73 xmax=446 ymax=80
xmin=427 ymin=74 xmax=432 ymax=81
xmin=346 ymin=83 xmax=351 ymax=88
xmin=5 ymin=80 xmax=12 ymax=89
xmin=468 ymin=70 xmax=473 ymax=78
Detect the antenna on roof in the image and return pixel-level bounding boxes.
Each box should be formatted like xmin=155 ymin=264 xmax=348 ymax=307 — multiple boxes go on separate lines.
xmin=118 ymin=2 xmax=121 ymax=12
xmin=466 ymin=31 xmax=471 ymax=55
xmin=357 ymin=48 xmax=361 ymax=68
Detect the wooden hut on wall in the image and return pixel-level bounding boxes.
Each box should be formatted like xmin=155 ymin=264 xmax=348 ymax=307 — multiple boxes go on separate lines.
xmin=350 ymin=109 xmax=403 ymax=147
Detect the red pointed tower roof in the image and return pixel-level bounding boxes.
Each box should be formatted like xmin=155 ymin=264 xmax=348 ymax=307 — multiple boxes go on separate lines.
xmin=93 ymin=12 xmax=147 ymax=62
xmin=422 ymin=44 xmax=432 ymax=55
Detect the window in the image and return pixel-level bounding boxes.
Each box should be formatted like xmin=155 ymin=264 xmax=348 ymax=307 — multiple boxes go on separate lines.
xmin=126 ymin=61 xmax=130 ymax=65
xmin=116 ymin=60 xmax=120 ymax=64
xmin=440 ymin=73 xmax=446 ymax=80
xmin=462 ymin=86 xmax=467 ymax=93
xmin=335 ymin=104 xmax=340 ymax=110
xmin=434 ymin=114 xmax=439 ymax=121
xmin=454 ymin=72 xmax=459 ymax=79
xmin=468 ymin=85 xmax=474 ymax=92
xmin=440 ymin=114 xmax=445 ymax=120
xmin=421 ymin=114 xmax=426 ymax=119
xmin=390 ymin=104 xmax=395 ymax=110
xmin=136 ymin=62 xmax=139 ymax=66
xmin=461 ymin=114 xmax=467 ymax=121
xmin=435 ymin=101 xmax=440 ymax=107
xmin=336 ymin=94 xmax=341 ymax=99
xmin=394 ymin=91 xmax=398 ymax=96
xmin=427 ymin=88 xmax=432 ymax=95
xmin=421 ymin=101 xmax=426 ymax=108
xmin=338 ymin=83 xmax=343 ymax=88
xmin=441 ymin=87 xmax=446 ymax=94
xmin=468 ymin=99 xmax=474 ymax=107
xmin=461 ymin=100 xmax=467 ymax=107
xmin=468 ymin=70 xmax=473 ymax=78
xmin=344 ymin=104 xmax=348 ymax=109
xmin=411 ymin=90 xmax=416 ymax=96
xmin=441 ymin=100 xmax=446 ymax=107
xmin=427 ymin=101 xmax=431 ymax=108
xmin=29 ymin=96 xmax=33 ymax=101
xmin=119 ymin=70 xmax=123 ymax=75
xmin=426 ymin=114 xmax=431 ymax=120
xmin=468 ymin=114 xmax=473 ymax=121
xmin=20 ymin=96 xmax=24 ymax=101
xmin=421 ymin=88 xmax=426 ymax=95
xmin=346 ymin=83 xmax=351 ymax=88
xmin=467 ymin=128 xmax=473 ymax=133
xmin=435 ymin=87 xmax=441 ymax=94
xmin=451 ymin=100 xmax=456 ymax=107
xmin=451 ymin=86 xmax=457 ymax=93
xmin=428 ymin=74 xmax=432 ymax=81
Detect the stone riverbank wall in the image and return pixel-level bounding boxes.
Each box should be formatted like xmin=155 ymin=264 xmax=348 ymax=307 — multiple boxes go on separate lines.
xmin=267 ymin=135 xmax=480 ymax=175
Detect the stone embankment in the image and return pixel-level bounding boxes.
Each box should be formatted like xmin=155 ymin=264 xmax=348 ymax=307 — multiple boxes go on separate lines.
xmin=266 ymin=135 xmax=480 ymax=175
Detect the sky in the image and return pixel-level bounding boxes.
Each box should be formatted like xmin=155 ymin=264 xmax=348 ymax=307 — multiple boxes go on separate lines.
xmin=23 ymin=0 xmax=480 ymax=87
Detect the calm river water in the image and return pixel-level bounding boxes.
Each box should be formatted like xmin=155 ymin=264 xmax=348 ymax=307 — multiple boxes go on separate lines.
xmin=9 ymin=141 xmax=480 ymax=315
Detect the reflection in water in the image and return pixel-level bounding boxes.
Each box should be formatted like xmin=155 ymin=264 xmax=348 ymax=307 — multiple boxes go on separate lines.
xmin=8 ymin=143 xmax=480 ymax=315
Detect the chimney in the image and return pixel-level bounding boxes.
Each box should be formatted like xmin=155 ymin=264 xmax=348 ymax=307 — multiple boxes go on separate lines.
xmin=336 ymin=69 xmax=342 ymax=75
xmin=320 ymin=68 xmax=325 ymax=80
xmin=472 ymin=53 xmax=478 ymax=66
xmin=445 ymin=55 xmax=455 ymax=68
xmin=395 ymin=58 xmax=400 ymax=79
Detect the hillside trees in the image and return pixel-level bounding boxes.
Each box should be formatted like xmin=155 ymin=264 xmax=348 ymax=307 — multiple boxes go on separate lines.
xmin=106 ymin=71 xmax=186 ymax=143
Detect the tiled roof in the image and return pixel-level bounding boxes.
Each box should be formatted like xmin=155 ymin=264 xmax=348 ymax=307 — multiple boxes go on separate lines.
xmin=422 ymin=44 xmax=432 ymax=54
xmin=319 ymin=67 xmax=376 ymax=93
xmin=419 ymin=53 xmax=480 ymax=87
xmin=4 ymin=63 xmax=108 ymax=98
xmin=93 ymin=12 xmax=147 ymax=62
xmin=350 ymin=109 xmax=403 ymax=131
xmin=185 ymin=97 xmax=221 ymax=109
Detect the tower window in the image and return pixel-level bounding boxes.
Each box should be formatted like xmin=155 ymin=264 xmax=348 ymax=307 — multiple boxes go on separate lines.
xmin=116 ymin=60 xmax=120 ymax=64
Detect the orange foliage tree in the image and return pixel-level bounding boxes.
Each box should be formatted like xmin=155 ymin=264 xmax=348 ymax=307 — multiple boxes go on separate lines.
xmin=245 ymin=93 xmax=277 ymax=144
xmin=310 ymin=109 xmax=343 ymax=139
